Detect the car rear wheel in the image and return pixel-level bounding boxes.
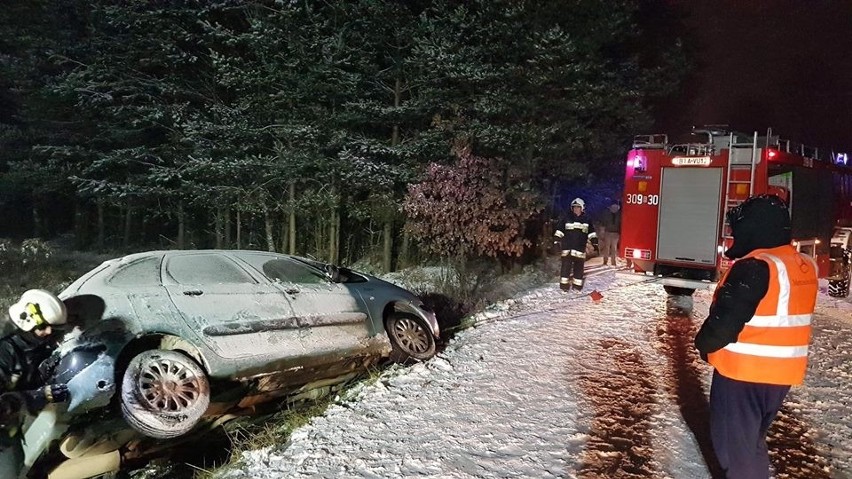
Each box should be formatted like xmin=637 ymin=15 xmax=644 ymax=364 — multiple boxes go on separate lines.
xmin=120 ymin=349 xmax=210 ymax=439
xmin=386 ymin=313 xmax=436 ymax=362
xmin=829 ymin=277 xmax=850 ymax=298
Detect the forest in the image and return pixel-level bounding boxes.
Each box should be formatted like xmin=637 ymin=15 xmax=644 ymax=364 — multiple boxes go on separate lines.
xmin=0 ymin=0 xmax=686 ymax=271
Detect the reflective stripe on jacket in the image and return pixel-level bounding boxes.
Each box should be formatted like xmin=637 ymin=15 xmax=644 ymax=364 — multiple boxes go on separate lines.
xmin=708 ymin=244 xmax=818 ymax=386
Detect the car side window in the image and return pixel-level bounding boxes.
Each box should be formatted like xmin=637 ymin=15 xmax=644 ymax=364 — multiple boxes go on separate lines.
xmin=167 ymin=254 xmax=257 ymax=285
xmin=108 ymin=256 xmax=162 ymax=287
xmin=261 ymin=259 xmax=325 ymax=284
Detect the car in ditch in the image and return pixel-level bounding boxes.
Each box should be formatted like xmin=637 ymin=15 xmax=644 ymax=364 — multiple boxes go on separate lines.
xmin=21 ymin=249 xmax=439 ymax=479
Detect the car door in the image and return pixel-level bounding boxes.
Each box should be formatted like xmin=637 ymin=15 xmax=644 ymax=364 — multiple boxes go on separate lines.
xmin=233 ymin=252 xmax=373 ymax=359
xmin=162 ymin=251 xmax=299 ymax=362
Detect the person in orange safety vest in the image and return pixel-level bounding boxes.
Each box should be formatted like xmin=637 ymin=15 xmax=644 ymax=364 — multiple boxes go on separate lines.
xmin=695 ymin=194 xmax=818 ymax=479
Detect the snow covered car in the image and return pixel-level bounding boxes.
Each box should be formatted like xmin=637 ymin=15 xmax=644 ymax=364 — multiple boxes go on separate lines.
xmin=23 ymin=250 xmax=439 ymax=478
xmin=829 ymin=227 xmax=852 ymax=297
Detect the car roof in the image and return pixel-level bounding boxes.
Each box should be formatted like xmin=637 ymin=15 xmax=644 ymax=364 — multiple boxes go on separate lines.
xmin=62 ymin=250 xmax=324 ymax=295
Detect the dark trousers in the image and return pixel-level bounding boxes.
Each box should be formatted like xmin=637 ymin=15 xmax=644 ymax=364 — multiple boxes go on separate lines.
xmin=709 ymin=370 xmax=790 ymax=479
xmin=559 ymin=254 xmax=585 ymax=290
xmin=0 ymin=435 xmax=23 ymax=479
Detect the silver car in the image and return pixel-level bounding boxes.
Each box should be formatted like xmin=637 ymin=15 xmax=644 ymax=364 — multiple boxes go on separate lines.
xmin=23 ymin=250 xmax=439 ymax=478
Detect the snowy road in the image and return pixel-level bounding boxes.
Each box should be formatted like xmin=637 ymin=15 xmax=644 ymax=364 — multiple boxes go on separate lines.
xmin=222 ymin=263 xmax=852 ymax=479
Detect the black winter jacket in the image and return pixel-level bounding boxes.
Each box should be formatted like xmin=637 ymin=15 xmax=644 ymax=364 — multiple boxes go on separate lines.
xmin=0 ymin=332 xmax=55 ymax=393
xmin=695 ymin=195 xmax=792 ymax=358
xmin=599 ymin=210 xmax=621 ymax=233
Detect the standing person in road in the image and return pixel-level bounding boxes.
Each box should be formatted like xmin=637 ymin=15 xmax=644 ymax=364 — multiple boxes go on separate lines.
xmin=598 ymin=201 xmax=622 ymax=267
xmin=0 ymin=289 xmax=71 ymax=478
xmin=554 ymin=198 xmax=595 ymax=291
xmin=694 ymin=195 xmax=818 ymax=479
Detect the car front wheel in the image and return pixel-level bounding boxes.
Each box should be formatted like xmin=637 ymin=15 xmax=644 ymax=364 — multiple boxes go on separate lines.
xmin=386 ymin=313 xmax=436 ymax=362
xmin=120 ymin=349 xmax=210 ymax=439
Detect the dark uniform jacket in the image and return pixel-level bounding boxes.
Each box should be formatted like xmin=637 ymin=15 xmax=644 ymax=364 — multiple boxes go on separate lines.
xmin=0 ymin=332 xmax=55 ymax=392
xmin=599 ymin=209 xmax=621 ymax=234
xmin=0 ymin=332 xmax=56 ymax=437
xmin=558 ymin=212 xmax=594 ymax=255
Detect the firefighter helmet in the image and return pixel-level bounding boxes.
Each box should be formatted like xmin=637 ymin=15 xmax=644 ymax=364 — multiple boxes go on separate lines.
xmin=8 ymin=289 xmax=67 ymax=332
xmin=570 ymin=198 xmax=585 ymax=209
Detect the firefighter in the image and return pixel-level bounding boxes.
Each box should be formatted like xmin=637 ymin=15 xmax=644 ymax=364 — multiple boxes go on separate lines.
xmin=554 ymin=198 xmax=595 ymax=291
xmin=695 ymin=195 xmax=818 ymax=479
xmin=1 ymin=289 xmax=70 ymax=478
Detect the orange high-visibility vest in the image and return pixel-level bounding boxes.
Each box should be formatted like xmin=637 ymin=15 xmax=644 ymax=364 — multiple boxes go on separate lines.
xmin=708 ymin=244 xmax=818 ymax=386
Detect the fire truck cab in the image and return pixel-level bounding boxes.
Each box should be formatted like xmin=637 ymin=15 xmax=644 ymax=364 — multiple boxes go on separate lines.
xmin=621 ymin=126 xmax=852 ymax=296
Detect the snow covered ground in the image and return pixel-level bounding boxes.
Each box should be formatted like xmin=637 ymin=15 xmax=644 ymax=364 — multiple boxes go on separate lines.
xmin=218 ymin=258 xmax=852 ymax=479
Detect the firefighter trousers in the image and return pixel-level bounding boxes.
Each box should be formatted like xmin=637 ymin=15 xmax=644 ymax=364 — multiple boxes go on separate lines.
xmin=709 ymin=370 xmax=790 ymax=479
xmin=559 ymin=253 xmax=585 ymax=290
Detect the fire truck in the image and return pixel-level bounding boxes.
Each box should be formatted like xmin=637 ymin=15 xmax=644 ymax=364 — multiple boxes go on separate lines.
xmin=621 ymin=126 xmax=852 ymax=296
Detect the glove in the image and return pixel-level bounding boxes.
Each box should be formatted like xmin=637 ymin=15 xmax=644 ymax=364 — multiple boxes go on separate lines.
xmin=23 ymin=383 xmax=69 ymax=412
xmin=38 ymin=354 xmax=61 ymax=382
xmin=554 ymin=230 xmax=565 ymax=238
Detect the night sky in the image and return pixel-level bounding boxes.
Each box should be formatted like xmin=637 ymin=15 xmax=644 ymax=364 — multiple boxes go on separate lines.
xmin=652 ymin=0 xmax=852 ymax=152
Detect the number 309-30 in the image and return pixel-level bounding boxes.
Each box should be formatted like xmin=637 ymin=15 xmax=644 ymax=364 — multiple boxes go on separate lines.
xmin=626 ymin=194 xmax=659 ymax=205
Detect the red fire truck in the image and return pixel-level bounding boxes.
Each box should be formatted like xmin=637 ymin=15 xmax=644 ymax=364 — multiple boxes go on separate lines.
xmin=621 ymin=126 xmax=852 ymax=296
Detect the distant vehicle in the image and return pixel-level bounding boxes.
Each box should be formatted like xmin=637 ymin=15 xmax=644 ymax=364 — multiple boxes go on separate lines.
xmin=829 ymin=227 xmax=852 ymax=297
xmin=621 ymin=126 xmax=852 ymax=296
xmin=22 ymin=250 xmax=439 ymax=479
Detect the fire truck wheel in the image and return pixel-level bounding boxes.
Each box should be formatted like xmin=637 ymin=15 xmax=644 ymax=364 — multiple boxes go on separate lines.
xmin=663 ymin=286 xmax=694 ymax=297
xmin=828 ymin=278 xmax=850 ymax=298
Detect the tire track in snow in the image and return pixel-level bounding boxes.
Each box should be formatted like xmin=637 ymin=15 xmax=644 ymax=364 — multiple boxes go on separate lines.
xmin=653 ymin=302 xmax=724 ymax=478
xmin=576 ymin=338 xmax=659 ymax=478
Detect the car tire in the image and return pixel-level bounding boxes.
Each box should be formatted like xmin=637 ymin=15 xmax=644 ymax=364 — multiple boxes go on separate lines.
xmin=386 ymin=313 xmax=436 ymax=362
xmin=829 ymin=277 xmax=850 ymax=298
xmin=663 ymin=285 xmax=695 ymax=297
xmin=120 ymin=349 xmax=210 ymax=439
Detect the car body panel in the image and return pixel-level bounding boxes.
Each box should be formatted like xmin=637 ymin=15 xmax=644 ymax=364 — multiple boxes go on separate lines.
xmin=161 ymin=252 xmax=302 ymax=364
xmin=232 ymin=251 xmax=374 ymax=360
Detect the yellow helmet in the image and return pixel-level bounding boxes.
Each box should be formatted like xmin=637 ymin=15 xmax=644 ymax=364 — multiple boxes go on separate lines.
xmin=8 ymin=289 xmax=67 ymax=332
